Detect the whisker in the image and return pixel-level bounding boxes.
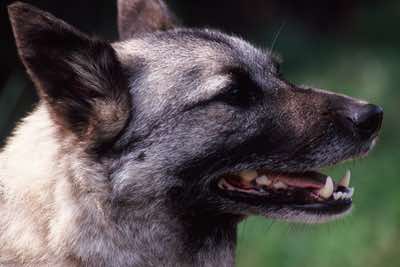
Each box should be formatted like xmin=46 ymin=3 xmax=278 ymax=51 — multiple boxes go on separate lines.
xmin=269 ymin=21 xmax=287 ymax=57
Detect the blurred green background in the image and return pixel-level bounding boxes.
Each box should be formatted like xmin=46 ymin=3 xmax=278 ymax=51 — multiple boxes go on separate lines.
xmin=1 ymin=0 xmax=399 ymax=266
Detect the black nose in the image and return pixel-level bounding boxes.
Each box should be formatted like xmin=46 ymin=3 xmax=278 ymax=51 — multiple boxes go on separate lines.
xmin=339 ymin=104 xmax=383 ymax=139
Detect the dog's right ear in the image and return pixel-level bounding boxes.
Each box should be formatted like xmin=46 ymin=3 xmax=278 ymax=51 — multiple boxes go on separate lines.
xmin=8 ymin=2 xmax=131 ymax=146
xmin=117 ymin=0 xmax=178 ymax=40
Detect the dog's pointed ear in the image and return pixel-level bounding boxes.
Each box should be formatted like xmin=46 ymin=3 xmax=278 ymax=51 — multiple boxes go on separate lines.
xmin=117 ymin=0 xmax=178 ymax=40
xmin=8 ymin=2 xmax=130 ymax=145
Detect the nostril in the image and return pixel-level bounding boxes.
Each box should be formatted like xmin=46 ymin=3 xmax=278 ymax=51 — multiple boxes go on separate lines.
xmin=353 ymin=104 xmax=383 ymax=138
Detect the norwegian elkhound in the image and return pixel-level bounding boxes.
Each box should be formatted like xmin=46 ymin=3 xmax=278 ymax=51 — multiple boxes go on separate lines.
xmin=1 ymin=0 xmax=383 ymax=266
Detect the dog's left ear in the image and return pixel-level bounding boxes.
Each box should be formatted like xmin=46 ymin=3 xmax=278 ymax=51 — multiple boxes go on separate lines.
xmin=8 ymin=2 xmax=131 ymax=146
xmin=117 ymin=0 xmax=178 ymax=40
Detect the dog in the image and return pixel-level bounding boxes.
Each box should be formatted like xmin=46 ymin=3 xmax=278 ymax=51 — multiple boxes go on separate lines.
xmin=1 ymin=0 xmax=383 ymax=266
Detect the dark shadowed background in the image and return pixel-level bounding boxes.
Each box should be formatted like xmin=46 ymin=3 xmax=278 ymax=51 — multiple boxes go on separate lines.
xmin=1 ymin=0 xmax=399 ymax=266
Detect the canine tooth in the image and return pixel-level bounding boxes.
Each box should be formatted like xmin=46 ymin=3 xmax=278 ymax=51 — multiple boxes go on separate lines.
xmin=318 ymin=176 xmax=334 ymax=199
xmin=256 ymin=175 xmax=272 ymax=186
xmin=273 ymin=181 xmax=288 ymax=189
xmin=240 ymin=170 xmax=258 ymax=183
xmin=348 ymin=187 xmax=354 ymax=198
xmin=339 ymin=170 xmax=351 ymax=187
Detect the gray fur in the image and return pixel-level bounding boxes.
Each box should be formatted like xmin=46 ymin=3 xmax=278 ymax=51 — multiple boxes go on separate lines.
xmin=0 ymin=0 xmax=382 ymax=266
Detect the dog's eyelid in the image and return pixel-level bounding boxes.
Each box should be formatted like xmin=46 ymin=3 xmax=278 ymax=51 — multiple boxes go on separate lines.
xmin=225 ymin=68 xmax=257 ymax=86
xmin=218 ymin=80 xmax=239 ymax=96
xmin=220 ymin=66 xmax=249 ymax=78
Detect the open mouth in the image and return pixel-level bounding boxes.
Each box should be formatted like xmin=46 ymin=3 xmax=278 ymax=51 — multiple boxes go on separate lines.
xmin=217 ymin=169 xmax=354 ymax=222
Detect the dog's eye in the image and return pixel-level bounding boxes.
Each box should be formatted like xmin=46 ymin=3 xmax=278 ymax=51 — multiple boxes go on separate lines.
xmin=228 ymin=85 xmax=241 ymax=99
xmin=214 ymin=83 xmax=256 ymax=107
xmin=210 ymin=68 xmax=262 ymax=107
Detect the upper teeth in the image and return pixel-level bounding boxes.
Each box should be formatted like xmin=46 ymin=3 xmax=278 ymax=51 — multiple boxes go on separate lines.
xmin=231 ymin=169 xmax=355 ymax=201
xmin=273 ymin=181 xmax=288 ymax=189
xmin=255 ymin=175 xmax=272 ymax=186
xmin=240 ymin=170 xmax=258 ymax=183
xmin=318 ymin=176 xmax=334 ymax=199
xmin=339 ymin=170 xmax=351 ymax=187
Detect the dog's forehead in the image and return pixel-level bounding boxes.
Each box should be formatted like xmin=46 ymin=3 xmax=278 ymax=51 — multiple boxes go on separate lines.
xmin=114 ymin=29 xmax=272 ymax=76
xmin=113 ymin=29 xmax=274 ymax=109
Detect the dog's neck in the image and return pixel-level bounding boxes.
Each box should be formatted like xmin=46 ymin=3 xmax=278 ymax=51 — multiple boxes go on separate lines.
xmin=103 ymin=176 xmax=240 ymax=266
xmin=62 ymin=182 xmax=239 ymax=266
xmin=178 ymin=213 xmax=239 ymax=267
xmin=112 ymin=206 xmax=239 ymax=266
xmin=166 ymin=213 xmax=239 ymax=267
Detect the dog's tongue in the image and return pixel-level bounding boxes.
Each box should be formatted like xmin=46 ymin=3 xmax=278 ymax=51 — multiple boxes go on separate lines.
xmin=237 ymin=170 xmax=331 ymax=190
xmin=264 ymin=172 xmax=327 ymax=189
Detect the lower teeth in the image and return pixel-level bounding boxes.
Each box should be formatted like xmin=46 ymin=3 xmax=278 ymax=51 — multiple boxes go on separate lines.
xmin=333 ymin=188 xmax=354 ymax=200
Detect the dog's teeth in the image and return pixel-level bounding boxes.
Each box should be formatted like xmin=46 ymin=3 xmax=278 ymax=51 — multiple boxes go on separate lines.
xmin=318 ymin=176 xmax=334 ymax=199
xmin=240 ymin=170 xmax=258 ymax=183
xmin=348 ymin=187 xmax=354 ymax=198
xmin=273 ymin=181 xmax=288 ymax=189
xmin=333 ymin=192 xmax=342 ymax=200
xmin=333 ymin=188 xmax=355 ymax=200
xmin=255 ymin=175 xmax=271 ymax=186
xmin=339 ymin=170 xmax=351 ymax=187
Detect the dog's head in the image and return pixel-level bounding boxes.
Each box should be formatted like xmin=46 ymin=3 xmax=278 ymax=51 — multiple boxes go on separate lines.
xmin=8 ymin=0 xmax=383 ymax=224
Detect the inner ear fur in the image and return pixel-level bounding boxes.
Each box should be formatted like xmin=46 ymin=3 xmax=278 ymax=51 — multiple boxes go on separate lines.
xmin=8 ymin=2 xmax=131 ymax=145
xmin=117 ymin=0 xmax=178 ymax=40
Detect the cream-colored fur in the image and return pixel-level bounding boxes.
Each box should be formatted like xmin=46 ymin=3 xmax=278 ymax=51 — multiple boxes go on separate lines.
xmin=0 ymin=105 xmax=78 ymax=266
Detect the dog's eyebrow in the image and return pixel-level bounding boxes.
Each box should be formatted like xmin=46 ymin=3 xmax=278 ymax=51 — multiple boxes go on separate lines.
xmin=184 ymin=72 xmax=235 ymax=110
xmin=196 ymin=74 xmax=232 ymax=99
xmin=185 ymin=71 xmax=234 ymax=105
xmin=187 ymin=67 xmax=260 ymax=105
